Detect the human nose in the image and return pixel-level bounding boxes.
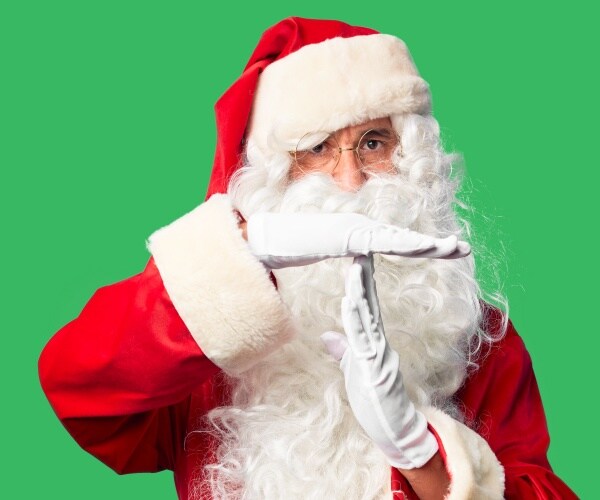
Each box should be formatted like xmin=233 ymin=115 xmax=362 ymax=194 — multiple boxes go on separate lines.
xmin=333 ymin=148 xmax=366 ymax=191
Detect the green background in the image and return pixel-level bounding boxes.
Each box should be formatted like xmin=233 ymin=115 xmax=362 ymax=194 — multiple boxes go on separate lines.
xmin=2 ymin=1 xmax=595 ymax=498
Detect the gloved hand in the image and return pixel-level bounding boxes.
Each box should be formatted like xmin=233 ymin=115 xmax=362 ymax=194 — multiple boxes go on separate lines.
xmin=321 ymin=255 xmax=438 ymax=469
xmin=246 ymin=212 xmax=470 ymax=269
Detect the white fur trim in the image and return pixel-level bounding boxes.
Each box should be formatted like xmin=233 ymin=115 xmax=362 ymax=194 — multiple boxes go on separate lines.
xmin=147 ymin=194 xmax=295 ymax=375
xmin=247 ymin=34 xmax=431 ymax=156
xmin=423 ymin=407 xmax=505 ymax=499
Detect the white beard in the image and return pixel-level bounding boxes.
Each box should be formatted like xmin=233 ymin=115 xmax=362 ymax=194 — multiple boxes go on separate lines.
xmin=195 ymin=114 xmax=489 ymax=499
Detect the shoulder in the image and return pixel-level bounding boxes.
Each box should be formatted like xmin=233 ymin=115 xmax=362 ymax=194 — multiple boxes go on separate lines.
xmin=456 ymin=303 xmax=536 ymax=420
xmin=479 ymin=302 xmax=530 ymax=367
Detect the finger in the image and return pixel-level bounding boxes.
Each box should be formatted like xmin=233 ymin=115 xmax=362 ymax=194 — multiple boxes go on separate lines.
xmin=345 ymin=263 xmax=366 ymax=306
xmin=416 ymin=236 xmax=471 ymax=259
xmin=320 ymin=331 xmax=349 ymax=362
xmin=458 ymin=240 xmax=471 ymax=255
xmin=450 ymin=240 xmax=471 ymax=258
xmin=341 ymin=296 xmax=373 ymax=356
xmin=353 ymin=254 xmax=375 ymax=282
xmin=353 ymin=255 xmax=381 ymax=327
xmin=434 ymin=242 xmax=470 ymax=259
xmin=345 ymin=266 xmax=381 ymax=355
xmin=374 ymin=227 xmax=471 ymax=260
xmin=353 ymin=257 xmax=386 ymax=348
xmin=387 ymin=226 xmax=437 ymax=254
xmin=431 ymin=235 xmax=458 ymax=257
xmin=346 ymin=263 xmax=376 ymax=333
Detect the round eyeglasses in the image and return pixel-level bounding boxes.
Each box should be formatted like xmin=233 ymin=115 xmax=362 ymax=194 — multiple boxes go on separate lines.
xmin=290 ymin=128 xmax=401 ymax=175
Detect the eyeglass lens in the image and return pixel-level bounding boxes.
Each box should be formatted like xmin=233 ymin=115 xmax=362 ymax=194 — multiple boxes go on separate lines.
xmin=294 ymin=128 xmax=399 ymax=173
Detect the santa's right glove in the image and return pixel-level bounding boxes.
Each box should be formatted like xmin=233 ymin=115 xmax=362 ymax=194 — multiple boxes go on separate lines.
xmin=247 ymin=212 xmax=470 ymax=269
xmin=321 ymin=255 xmax=438 ymax=469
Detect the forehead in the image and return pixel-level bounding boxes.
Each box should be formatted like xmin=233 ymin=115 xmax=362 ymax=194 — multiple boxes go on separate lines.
xmin=331 ymin=117 xmax=393 ymax=137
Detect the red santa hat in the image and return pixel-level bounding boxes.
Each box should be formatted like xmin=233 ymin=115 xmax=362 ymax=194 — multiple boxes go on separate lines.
xmin=206 ymin=17 xmax=431 ymax=198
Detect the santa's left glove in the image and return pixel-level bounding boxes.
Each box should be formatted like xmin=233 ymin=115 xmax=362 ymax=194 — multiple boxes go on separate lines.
xmin=321 ymin=255 xmax=438 ymax=469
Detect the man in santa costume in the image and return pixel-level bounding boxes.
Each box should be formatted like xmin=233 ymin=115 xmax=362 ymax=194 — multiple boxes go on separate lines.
xmin=39 ymin=17 xmax=576 ymax=499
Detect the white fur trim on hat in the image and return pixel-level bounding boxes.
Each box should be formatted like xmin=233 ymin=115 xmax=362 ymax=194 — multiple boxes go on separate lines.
xmin=422 ymin=407 xmax=505 ymax=499
xmin=147 ymin=194 xmax=295 ymax=375
xmin=247 ymin=33 xmax=431 ymax=156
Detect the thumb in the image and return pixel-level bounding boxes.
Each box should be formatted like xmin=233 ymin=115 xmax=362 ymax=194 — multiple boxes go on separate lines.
xmin=320 ymin=331 xmax=349 ymax=362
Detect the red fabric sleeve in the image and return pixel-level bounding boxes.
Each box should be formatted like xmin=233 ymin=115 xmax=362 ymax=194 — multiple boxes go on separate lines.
xmin=390 ymin=426 xmax=447 ymax=500
xmin=456 ymin=309 xmax=577 ymax=499
xmin=39 ymin=258 xmax=221 ymax=474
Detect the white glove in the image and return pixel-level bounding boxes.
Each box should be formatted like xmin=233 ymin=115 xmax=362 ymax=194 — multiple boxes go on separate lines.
xmin=247 ymin=212 xmax=470 ymax=269
xmin=321 ymin=255 xmax=438 ymax=469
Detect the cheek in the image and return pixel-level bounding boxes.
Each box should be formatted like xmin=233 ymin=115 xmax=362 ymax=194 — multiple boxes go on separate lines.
xmin=367 ymin=163 xmax=398 ymax=176
xmin=289 ymin=163 xmax=305 ymax=180
xmin=289 ymin=162 xmax=332 ymax=180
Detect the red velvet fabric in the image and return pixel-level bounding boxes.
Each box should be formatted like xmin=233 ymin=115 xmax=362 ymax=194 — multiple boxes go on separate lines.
xmin=207 ymin=17 xmax=378 ymax=198
xmin=39 ymin=259 xmax=577 ymax=499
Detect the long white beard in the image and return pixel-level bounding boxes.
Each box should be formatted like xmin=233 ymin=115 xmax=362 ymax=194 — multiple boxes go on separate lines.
xmin=195 ymin=114 xmax=491 ymax=499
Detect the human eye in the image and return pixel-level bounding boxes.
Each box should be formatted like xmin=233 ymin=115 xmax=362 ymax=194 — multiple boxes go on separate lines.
xmin=365 ymin=138 xmax=383 ymax=150
xmin=292 ymin=132 xmax=336 ymax=172
xmin=360 ymin=129 xmax=397 ymax=152
xmin=311 ymin=142 xmax=325 ymax=154
xmin=308 ymin=139 xmax=335 ymax=156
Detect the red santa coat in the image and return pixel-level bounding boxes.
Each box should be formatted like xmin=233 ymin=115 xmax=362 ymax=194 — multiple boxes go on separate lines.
xmin=39 ymin=195 xmax=576 ymax=499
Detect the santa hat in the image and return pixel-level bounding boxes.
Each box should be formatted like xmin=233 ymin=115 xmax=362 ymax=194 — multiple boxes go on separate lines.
xmin=206 ymin=17 xmax=431 ymax=198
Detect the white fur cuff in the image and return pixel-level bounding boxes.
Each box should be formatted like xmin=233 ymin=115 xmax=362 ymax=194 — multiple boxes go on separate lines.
xmin=147 ymin=194 xmax=295 ymax=375
xmin=423 ymin=407 xmax=505 ymax=499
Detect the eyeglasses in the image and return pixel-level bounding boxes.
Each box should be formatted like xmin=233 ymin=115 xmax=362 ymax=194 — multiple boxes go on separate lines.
xmin=290 ymin=128 xmax=401 ymax=175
